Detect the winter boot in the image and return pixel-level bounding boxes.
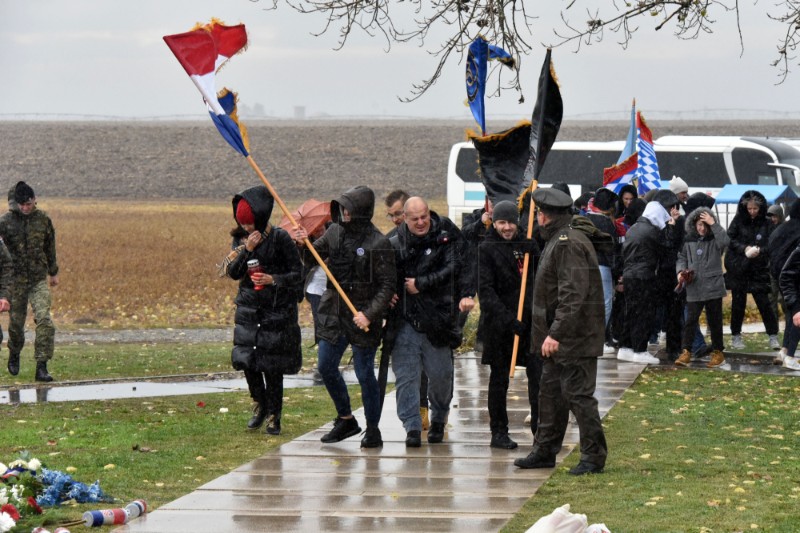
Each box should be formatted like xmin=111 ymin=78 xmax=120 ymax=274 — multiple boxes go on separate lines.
xmin=35 ymin=361 xmax=53 ymax=383
xmin=490 ymin=433 xmax=518 ymax=450
xmin=420 ymin=406 xmax=430 ymax=431
xmin=320 ymin=416 xmax=361 ymax=443
xmin=7 ymin=353 xmax=19 ymax=376
xmin=674 ymin=349 xmax=692 ymax=367
xmin=427 ymin=422 xmax=445 ymax=444
xmin=265 ymin=415 xmax=281 ymax=436
xmin=706 ymin=350 xmax=726 ymax=368
xmin=247 ymin=400 xmax=269 ymax=430
xmin=360 ymin=426 xmax=383 ymax=448
xmin=513 ymin=451 xmax=556 ymax=469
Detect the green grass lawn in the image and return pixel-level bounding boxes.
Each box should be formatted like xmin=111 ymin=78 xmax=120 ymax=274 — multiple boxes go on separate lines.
xmin=504 ymin=368 xmax=800 ymax=532
xmin=1 ymin=386 xmax=360 ymax=531
xmin=0 ymin=342 xmax=322 ymax=386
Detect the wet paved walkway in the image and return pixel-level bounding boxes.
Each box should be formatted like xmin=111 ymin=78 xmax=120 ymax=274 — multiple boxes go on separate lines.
xmin=116 ymin=355 xmax=645 ymax=533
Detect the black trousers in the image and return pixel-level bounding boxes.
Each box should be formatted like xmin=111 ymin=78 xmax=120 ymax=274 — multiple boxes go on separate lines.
xmin=683 ymin=299 xmax=724 ymax=351
xmin=532 ymin=357 xmax=607 ymax=466
xmin=488 ymin=361 xmax=510 ymax=435
xmin=624 ymin=278 xmax=656 ymax=352
xmin=730 ymin=290 xmax=779 ymax=336
xmin=244 ymin=369 xmax=284 ymax=418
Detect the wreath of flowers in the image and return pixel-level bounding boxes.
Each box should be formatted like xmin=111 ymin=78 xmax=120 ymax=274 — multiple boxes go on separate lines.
xmin=0 ymin=451 xmax=112 ymax=532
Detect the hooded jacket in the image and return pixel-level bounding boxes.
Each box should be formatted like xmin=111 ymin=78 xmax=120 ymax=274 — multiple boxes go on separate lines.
xmin=531 ymin=212 xmax=605 ymax=360
xmin=724 ymin=190 xmax=773 ymax=293
xmin=677 ymin=207 xmax=729 ymax=302
xmin=311 ymin=186 xmax=396 ymax=348
xmin=0 ymin=195 xmax=58 ymax=285
xmin=390 ymin=210 xmax=467 ymax=349
xmin=622 ymin=202 xmax=673 ymax=281
xmin=779 ymin=244 xmax=800 ymax=316
xmin=767 ymin=200 xmax=800 ymax=279
xmin=228 ymin=186 xmax=303 ymax=374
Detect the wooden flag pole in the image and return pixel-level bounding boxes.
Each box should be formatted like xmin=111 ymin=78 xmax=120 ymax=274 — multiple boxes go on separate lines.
xmin=508 ymin=181 xmax=537 ymax=377
xmin=245 ymin=155 xmax=367 ymax=331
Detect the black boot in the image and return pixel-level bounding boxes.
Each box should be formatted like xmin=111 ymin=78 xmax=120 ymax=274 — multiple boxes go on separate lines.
xmin=360 ymin=426 xmax=383 ymax=448
xmin=247 ymin=401 xmax=269 ymax=430
xmin=8 ymin=353 xmax=19 ymax=376
xmin=265 ymin=415 xmax=281 ymax=436
xmin=35 ymin=361 xmax=53 ymax=383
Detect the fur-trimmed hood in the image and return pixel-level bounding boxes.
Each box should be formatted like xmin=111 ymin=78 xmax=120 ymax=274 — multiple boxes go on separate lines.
xmin=684 ymin=206 xmax=718 ymax=238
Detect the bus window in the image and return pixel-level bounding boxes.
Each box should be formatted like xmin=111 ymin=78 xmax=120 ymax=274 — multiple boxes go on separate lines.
xmin=656 ymin=152 xmax=729 ymax=188
xmin=538 ymin=150 xmax=619 ymax=191
xmin=455 ymin=147 xmax=481 ymax=183
xmin=731 ymin=147 xmax=776 ymax=185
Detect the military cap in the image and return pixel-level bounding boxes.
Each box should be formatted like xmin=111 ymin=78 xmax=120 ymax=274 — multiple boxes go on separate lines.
xmin=533 ymin=187 xmax=573 ymax=211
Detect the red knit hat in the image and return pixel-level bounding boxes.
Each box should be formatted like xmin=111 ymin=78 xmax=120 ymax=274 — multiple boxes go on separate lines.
xmin=236 ymin=199 xmax=255 ymax=225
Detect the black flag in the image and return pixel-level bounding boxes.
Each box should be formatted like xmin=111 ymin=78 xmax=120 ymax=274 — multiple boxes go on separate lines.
xmin=523 ymin=48 xmax=563 ymax=184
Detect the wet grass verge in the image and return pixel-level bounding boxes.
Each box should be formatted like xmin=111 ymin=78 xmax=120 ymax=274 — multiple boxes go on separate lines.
xmin=504 ymin=368 xmax=800 ymax=532
xmin=1 ymin=385 xmax=361 ymax=531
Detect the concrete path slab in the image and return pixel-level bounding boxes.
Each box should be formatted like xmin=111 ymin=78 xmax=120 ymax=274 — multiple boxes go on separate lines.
xmin=116 ymin=355 xmax=645 ymax=533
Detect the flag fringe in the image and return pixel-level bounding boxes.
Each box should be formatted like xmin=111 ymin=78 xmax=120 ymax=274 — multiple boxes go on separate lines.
xmin=218 ymin=87 xmax=251 ymax=153
xmin=465 ymin=119 xmax=531 ymax=142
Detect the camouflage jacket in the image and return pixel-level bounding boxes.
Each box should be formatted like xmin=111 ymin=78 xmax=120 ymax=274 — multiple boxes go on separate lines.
xmin=0 ymin=240 xmax=12 ymax=300
xmin=0 ymin=206 xmax=58 ymax=284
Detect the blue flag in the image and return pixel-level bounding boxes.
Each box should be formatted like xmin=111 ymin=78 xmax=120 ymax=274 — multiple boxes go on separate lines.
xmin=466 ymin=36 xmax=514 ymax=135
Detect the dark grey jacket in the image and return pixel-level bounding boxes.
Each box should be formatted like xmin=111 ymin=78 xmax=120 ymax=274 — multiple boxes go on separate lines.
xmin=677 ymin=207 xmax=729 ymax=303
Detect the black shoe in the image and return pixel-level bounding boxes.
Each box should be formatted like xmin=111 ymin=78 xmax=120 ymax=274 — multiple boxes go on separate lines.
xmin=247 ymin=404 xmax=268 ymax=430
xmin=320 ymin=416 xmax=361 ymax=443
xmin=35 ymin=362 xmax=53 ymax=383
xmin=513 ymin=451 xmax=556 ymax=469
xmin=7 ymin=353 xmax=19 ymax=376
xmin=265 ymin=415 xmax=281 ymax=436
xmin=490 ymin=433 xmax=518 ymax=450
xmin=568 ymin=461 xmax=604 ymax=476
xmin=427 ymin=422 xmax=445 ymax=444
xmin=360 ymin=426 xmax=383 ymax=448
xmin=405 ymin=430 xmax=421 ymax=448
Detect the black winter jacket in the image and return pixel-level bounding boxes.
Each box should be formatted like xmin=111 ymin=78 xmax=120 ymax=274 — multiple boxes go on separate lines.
xmin=780 ymin=244 xmax=800 ymax=316
xmin=724 ymin=190 xmax=773 ymax=293
xmin=767 ymin=201 xmax=800 ymax=279
xmin=622 ymin=217 xmax=670 ymax=281
xmin=476 ymin=228 xmax=536 ymax=366
xmin=229 ymin=186 xmax=303 ymax=374
xmin=390 ymin=211 xmax=467 ymax=349
xmin=312 ymin=186 xmax=396 ymax=348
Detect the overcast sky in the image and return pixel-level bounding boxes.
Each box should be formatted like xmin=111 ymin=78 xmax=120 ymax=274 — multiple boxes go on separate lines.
xmin=2 ymin=0 xmax=799 ymax=121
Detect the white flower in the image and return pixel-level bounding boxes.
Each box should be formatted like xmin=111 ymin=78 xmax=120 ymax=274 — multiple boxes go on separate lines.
xmin=0 ymin=487 xmax=7 ymax=505
xmin=0 ymin=511 xmax=16 ymax=533
xmin=219 ymin=408 xmax=229 ymax=413
xmin=7 ymin=459 xmax=25 ymax=469
xmin=0 ymin=462 xmax=7 ymax=474
xmin=27 ymin=458 xmax=42 ymax=471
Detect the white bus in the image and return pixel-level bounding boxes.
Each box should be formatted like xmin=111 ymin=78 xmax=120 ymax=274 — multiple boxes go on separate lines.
xmin=447 ymin=135 xmax=800 ymax=225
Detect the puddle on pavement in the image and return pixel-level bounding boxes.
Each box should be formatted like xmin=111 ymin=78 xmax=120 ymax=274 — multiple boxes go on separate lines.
xmin=1 ymin=369 xmax=393 ymax=404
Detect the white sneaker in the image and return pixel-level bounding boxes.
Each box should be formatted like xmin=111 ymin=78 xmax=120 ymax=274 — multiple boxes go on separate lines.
xmin=769 ymin=335 xmax=781 ymax=350
xmin=730 ymin=335 xmax=745 ymax=350
xmin=633 ymin=352 xmax=661 ymax=365
xmin=658 ymin=331 xmax=667 ymax=345
xmin=783 ymin=356 xmax=800 ymax=371
xmin=603 ymin=344 xmax=616 ymax=354
xmin=523 ymin=412 xmax=532 ymax=425
xmin=774 ymin=347 xmax=788 ymax=365
xmin=617 ymin=347 xmax=635 ymax=362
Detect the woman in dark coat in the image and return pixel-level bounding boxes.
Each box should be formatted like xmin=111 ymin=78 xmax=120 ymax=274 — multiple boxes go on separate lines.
xmin=476 ymin=201 xmax=536 ymax=449
xmin=724 ymin=190 xmax=780 ymax=350
xmin=227 ymin=186 xmax=303 ymax=435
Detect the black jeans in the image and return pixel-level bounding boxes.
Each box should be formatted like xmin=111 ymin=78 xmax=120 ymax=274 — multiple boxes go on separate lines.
xmin=730 ymin=290 xmax=779 ymax=336
xmin=488 ymin=361 xmax=511 ymax=435
xmin=245 ymin=369 xmax=284 ymax=417
xmin=624 ymin=278 xmax=656 ymax=352
xmin=683 ymin=299 xmax=724 ymax=352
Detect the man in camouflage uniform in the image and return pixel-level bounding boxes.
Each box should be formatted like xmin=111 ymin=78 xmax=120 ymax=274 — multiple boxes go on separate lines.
xmin=0 ymin=181 xmax=59 ymax=382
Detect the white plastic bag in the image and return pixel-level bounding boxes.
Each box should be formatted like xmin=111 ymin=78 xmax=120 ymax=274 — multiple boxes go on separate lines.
xmin=525 ymin=504 xmax=588 ymax=533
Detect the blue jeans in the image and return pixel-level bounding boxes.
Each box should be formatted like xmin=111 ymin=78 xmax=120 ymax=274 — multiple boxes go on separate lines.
xmin=317 ymin=336 xmax=381 ymax=427
xmin=598 ymin=265 xmax=613 ymax=327
xmin=391 ymin=321 xmax=454 ymax=433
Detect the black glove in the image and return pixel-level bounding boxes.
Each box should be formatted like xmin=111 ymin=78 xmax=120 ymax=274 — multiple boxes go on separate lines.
xmin=511 ymin=319 xmax=527 ymax=337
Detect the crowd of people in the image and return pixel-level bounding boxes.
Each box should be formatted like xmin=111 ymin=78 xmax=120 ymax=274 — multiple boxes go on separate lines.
xmin=222 ymin=177 xmax=800 ymax=477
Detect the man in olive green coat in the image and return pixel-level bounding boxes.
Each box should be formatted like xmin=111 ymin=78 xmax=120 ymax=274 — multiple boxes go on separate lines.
xmin=0 ymin=182 xmax=59 ymax=382
xmin=514 ymin=187 xmax=607 ymax=476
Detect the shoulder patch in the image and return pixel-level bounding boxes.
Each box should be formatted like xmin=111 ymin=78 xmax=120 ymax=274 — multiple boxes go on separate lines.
xmin=558 ymin=233 xmax=569 ymax=241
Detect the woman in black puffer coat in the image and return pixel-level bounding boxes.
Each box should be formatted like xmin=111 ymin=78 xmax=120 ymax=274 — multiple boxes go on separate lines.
xmin=227 ymin=186 xmax=303 ymax=435
xmin=724 ymin=189 xmax=779 ymax=349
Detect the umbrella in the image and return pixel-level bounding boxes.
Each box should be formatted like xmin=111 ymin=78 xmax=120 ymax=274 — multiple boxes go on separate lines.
xmin=278 ymin=199 xmax=331 ymax=239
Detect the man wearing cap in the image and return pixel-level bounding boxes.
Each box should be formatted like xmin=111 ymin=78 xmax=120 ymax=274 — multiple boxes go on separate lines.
xmin=476 ymin=200 xmax=536 ymax=449
xmin=514 ymin=188 xmax=607 ymax=476
xmin=0 ymin=182 xmax=59 ymax=382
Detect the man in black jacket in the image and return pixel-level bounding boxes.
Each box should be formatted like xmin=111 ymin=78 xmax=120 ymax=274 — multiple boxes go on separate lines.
xmin=389 ymin=197 xmax=471 ymax=447
xmin=779 ymin=244 xmax=800 ymax=370
xmin=293 ymin=186 xmax=396 ymax=448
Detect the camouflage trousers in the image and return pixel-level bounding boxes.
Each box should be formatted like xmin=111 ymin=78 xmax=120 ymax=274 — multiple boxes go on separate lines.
xmin=8 ymin=279 xmax=55 ymax=362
